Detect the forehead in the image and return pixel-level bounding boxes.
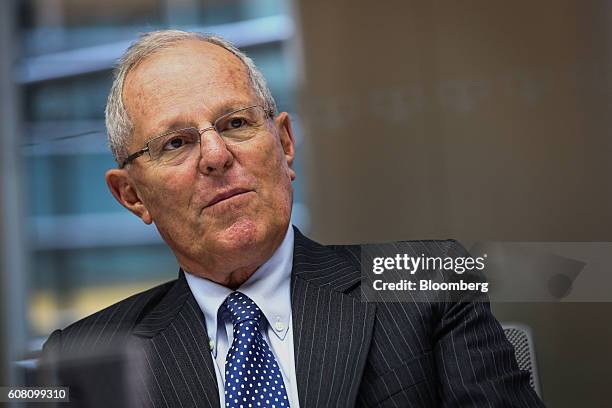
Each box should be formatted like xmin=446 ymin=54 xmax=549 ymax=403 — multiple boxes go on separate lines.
xmin=123 ymin=39 xmax=257 ymax=139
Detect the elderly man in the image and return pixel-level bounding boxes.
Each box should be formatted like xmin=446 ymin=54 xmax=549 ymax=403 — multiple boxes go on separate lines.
xmin=42 ymin=31 xmax=544 ymax=408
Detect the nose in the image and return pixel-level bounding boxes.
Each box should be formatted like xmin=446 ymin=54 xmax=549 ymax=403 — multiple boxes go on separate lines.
xmin=197 ymin=128 xmax=234 ymax=175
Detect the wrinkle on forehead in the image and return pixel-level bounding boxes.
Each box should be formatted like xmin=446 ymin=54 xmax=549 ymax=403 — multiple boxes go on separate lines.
xmin=122 ymin=39 xmax=258 ymax=143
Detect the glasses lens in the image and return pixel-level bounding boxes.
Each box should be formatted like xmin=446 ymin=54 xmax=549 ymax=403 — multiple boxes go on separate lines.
xmin=147 ymin=128 xmax=200 ymax=164
xmin=215 ymin=106 xmax=267 ymax=145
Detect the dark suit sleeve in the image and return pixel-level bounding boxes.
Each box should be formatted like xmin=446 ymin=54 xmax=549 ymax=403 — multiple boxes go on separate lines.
xmin=433 ymin=241 xmax=545 ymax=407
xmin=40 ymin=324 xmax=135 ymax=407
xmin=39 ymin=329 xmax=62 ymax=385
xmin=42 ymin=329 xmax=62 ymax=359
xmin=37 ymin=330 xmax=77 ymax=407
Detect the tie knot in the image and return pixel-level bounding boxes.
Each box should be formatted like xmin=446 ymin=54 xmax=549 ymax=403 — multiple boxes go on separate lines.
xmin=223 ymin=291 xmax=262 ymax=325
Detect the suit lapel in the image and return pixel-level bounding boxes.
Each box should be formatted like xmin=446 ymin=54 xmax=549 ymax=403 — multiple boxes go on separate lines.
xmin=131 ymin=271 xmax=220 ymax=408
xmin=127 ymin=230 xmax=375 ymax=407
xmin=291 ymin=228 xmax=376 ymax=408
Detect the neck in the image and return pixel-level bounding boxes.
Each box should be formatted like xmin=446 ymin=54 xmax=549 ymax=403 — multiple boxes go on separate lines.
xmin=211 ymin=264 xmax=259 ymax=290
xmin=180 ymin=256 xmax=262 ymax=289
xmin=179 ymin=226 xmax=289 ymax=289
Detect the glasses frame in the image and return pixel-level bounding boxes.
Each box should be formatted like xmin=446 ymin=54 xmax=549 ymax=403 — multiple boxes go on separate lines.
xmin=119 ymin=105 xmax=273 ymax=168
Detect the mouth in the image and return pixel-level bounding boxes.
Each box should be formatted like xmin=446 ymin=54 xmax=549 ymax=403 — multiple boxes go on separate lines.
xmin=205 ymin=188 xmax=253 ymax=208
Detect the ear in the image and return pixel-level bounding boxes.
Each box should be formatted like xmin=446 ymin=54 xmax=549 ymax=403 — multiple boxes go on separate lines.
xmin=274 ymin=112 xmax=296 ymax=181
xmin=105 ymin=168 xmax=153 ymax=224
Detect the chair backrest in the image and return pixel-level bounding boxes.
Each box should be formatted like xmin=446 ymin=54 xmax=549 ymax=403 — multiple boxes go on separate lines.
xmin=502 ymin=323 xmax=542 ymax=398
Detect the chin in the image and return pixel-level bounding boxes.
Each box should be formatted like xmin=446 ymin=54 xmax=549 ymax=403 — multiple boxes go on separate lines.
xmin=217 ymin=217 xmax=261 ymax=250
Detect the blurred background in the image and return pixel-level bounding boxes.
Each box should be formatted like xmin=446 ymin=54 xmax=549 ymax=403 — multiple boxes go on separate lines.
xmin=1 ymin=0 xmax=611 ymax=406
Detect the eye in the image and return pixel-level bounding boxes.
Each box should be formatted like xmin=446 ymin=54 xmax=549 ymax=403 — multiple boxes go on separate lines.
xmin=161 ymin=131 xmax=196 ymax=151
xmin=229 ymin=117 xmax=247 ymax=129
xmin=163 ymin=137 xmax=186 ymax=150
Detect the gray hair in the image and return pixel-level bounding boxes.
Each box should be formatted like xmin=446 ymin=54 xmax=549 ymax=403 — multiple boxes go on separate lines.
xmin=105 ymin=30 xmax=277 ymax=164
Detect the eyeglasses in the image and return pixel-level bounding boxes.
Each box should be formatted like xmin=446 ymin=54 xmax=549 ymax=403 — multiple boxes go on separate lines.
xmin=120 ymin=105 xmax=273 ymax=168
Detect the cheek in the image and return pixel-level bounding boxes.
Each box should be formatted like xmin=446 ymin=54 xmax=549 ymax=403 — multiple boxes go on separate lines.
xmin=139 ymin=170 xmax=192 ymax=213
xmin=257 ymin=146 xmax=294 ymax=210
xmin=249 ymin=143 xmax=292 ymax=192
xmin=260 ymin=134 xmax=292 ymax=174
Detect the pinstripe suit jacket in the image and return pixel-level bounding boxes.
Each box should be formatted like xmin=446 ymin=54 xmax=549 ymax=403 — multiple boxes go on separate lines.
xmin=42 ymin=228 xmax=544 ymax=407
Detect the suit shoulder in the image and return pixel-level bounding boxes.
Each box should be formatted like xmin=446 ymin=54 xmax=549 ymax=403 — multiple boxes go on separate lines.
xmin=294 ymin=226 xmax=465 ymax=259
xmin=326 ymin=239 xmax=465 ymax=260
xmin=322 ymin=239 xmax=469 ymax=299
xmin=51 ymin=279 xmax=176 ymax=350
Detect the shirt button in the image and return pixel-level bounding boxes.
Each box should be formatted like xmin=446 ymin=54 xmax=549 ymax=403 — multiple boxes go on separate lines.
xmin=209 ymin=340 xmax=214 ymax=351
xmin=274 ymin=321 xmax=285 ymax=332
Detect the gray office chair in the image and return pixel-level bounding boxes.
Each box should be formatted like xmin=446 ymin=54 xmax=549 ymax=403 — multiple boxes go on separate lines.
xmin=502 ymin=323 xmax=542 ymax=398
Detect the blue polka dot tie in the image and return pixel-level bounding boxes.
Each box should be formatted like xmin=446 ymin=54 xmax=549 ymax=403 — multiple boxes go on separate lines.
xmin=223 ymin=291 xmax=290 ymax=408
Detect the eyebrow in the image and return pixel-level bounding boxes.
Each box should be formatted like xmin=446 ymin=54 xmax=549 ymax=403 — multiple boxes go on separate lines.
xmin=149 ymin=120 xmax=195 ymax=139
xmin=147 ymin=100 xmax=258 ymax=140
xmin=214 ymin=100 xmax=257 ymax=116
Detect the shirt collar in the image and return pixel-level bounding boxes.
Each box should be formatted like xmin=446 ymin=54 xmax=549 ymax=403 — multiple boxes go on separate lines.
xmin=238 ymin=225 xmax=293 ymax=341
xmin=185 ymin=225 xmax=294 ymax=354
xmin=184 ymin=270 xmax=232 ymax=355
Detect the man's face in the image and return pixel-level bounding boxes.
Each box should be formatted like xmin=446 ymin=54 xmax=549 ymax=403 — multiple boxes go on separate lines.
xmin=106 ymin=39 xmax=296 ymax=282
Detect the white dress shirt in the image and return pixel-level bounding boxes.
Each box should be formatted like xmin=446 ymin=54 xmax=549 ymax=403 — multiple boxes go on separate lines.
xmin=185 ymin=226 xmax=300 ymax=408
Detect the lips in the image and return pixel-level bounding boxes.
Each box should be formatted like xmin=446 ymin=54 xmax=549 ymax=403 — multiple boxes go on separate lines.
xmin=205 ymin=188 xmax=253 ymax=208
